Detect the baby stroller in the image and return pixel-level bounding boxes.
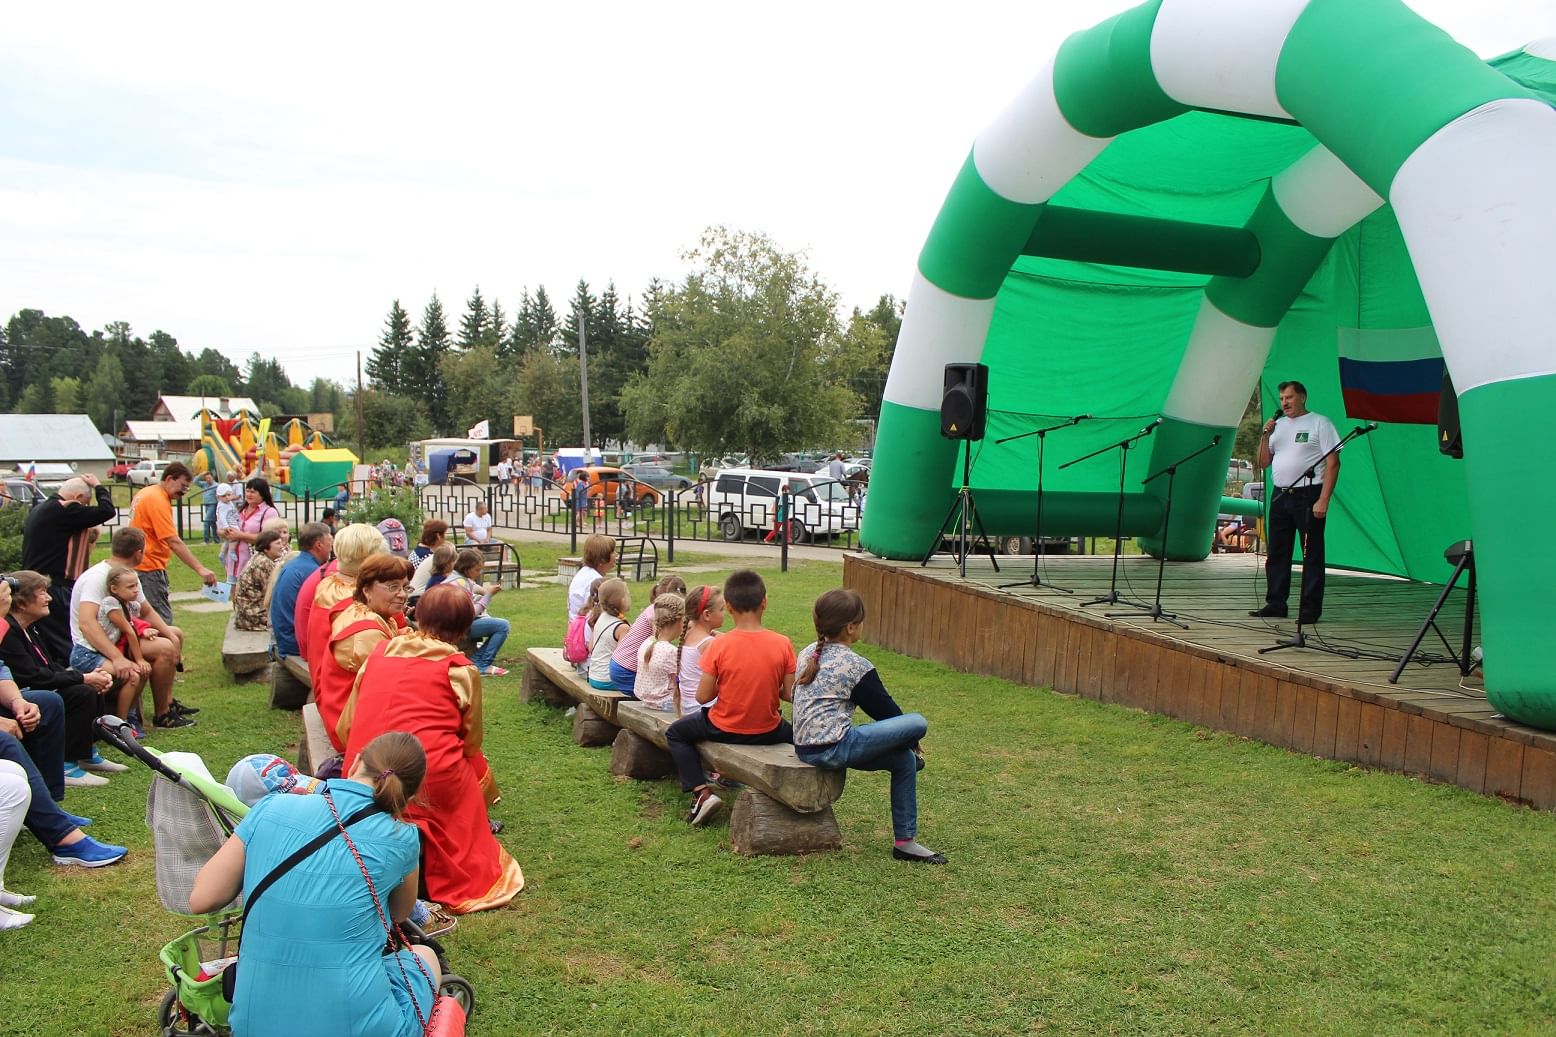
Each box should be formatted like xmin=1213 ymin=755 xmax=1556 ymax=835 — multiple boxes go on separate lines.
xmin=96 ymin=716 xmax=475 ymax=1036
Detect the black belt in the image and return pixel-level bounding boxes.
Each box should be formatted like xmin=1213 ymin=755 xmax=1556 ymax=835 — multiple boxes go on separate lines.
xmin=1283 ymin=484 xmax=1322 ymax=496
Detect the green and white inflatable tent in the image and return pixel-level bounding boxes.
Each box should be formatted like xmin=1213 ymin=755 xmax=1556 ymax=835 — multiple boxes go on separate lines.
xmin=859 ymin=0 xmax=1556 ymax=727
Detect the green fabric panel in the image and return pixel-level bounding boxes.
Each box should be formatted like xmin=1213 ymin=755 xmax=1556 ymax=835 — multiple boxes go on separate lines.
xmin=1206 ymin=187 xmax=1334 ymax=328
xmin=917 ymin=152 xmax=1045 ymax=300
xmin=859 ymin=401 xmax=960 ymax=559
xmin=1024 ymin=205 xmax=1260 ymax=277
xmin=1461 ymin=376 xmax=1556 ymax=729
xmin=1488 ymin=48 xmax=1556 ymax=94
xmin=1052 ymin=0 xmax=1187 ymax=138
xmin=1276 ymin=0 xmax=1538 ymax=194
xmin=1136 ymin=417 xmax=1237 ymax=560
xmin=955 ymin=489 xmax=1164 ymax=538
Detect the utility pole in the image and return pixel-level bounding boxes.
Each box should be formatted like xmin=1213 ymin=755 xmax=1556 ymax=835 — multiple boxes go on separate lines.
xmin=577 ymin=310 xmax=592 ymax=452
xmin=356 ymin=351 xmax=366 ymax=461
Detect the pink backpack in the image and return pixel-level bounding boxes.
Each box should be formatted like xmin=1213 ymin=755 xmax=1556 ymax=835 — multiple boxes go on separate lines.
xmin=563 ymin=613 xmax=589 ymax=663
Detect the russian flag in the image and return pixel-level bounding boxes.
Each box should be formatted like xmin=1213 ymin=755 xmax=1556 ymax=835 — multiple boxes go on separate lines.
xmin=1337 ymin=326 xmax=1443 ymax=425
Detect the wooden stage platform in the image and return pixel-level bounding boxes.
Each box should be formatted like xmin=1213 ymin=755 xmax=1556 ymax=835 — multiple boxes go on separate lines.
xmin=843 ymin=552 xmax=1556 ymax=810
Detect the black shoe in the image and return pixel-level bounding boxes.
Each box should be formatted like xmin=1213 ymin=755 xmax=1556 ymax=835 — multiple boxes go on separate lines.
xmin=1249 ymin=606 xmax=1288 ymax=618
xmin=686 ymin=788 xmax=723 ymax=826
xmin=152 ymin=712 xmax=196 ymax=729
xmin=168 ymin=698 xmax=200 ymax=716
xmin=893 ymin=846 xmax=948 ymax=865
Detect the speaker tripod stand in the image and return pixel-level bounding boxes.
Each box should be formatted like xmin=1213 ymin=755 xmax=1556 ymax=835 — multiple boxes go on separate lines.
xmin=922 ymin=438 xmax=999 ymax=578
xmin=1390 ymin=540 xmax=1477 ymax=682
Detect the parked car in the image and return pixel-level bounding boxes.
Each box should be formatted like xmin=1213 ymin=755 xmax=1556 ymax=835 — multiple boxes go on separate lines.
xmin=622 ymin=464 xmax=691 ymax=492
xmin=705 ymin=468 xmax=858 ymax=542
xmin=1227 ymin=458 xmax=1255 ymax=484
xmin=108 ymin=458 xmax=134 ymax=481
xmin=2 ymin=479 xmax=49 ymax=507
xmin=559 ymin=466 xmax=663 ymax=508
xmin=127 ymin=459 xmax=172 ymax=486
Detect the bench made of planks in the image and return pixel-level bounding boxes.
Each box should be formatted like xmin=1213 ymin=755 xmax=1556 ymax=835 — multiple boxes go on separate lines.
xmin=297 ymin=702 xmax=336 ymax=776
xmin=523 ymin=646 xmax=844 ymax=855
xmin=612 ymin=536 xmax=659 ymax=583
xmin=269 ymin=652 xmax=313 ymax=711
xmin=222 ymin=615 xmax=272 ymax=681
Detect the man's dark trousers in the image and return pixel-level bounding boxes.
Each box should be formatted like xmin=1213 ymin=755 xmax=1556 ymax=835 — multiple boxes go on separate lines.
xmin=1264 ymin=485 xmax=1325 ymax=622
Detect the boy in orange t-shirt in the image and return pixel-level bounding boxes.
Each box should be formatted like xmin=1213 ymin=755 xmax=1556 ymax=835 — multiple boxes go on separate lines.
xmin=666 ymin=569 xmax=795 ymax=825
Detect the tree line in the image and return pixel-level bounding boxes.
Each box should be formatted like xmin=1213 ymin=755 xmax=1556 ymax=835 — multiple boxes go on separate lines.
xmin=4 ymin=227 xmax=901 ymax=461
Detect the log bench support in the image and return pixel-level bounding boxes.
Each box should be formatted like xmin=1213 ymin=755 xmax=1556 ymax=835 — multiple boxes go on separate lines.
xmin=269 ymin=654 xmax=312 ymax=711
xmin=729 ymin=791 xmax=842 ymax=857
xmin=609 ymin=729 xmax=675 ymax=780
xmin=572 ymin=703 xmax=619 ymax=748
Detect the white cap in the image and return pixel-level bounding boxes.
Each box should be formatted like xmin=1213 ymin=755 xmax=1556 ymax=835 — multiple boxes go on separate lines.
xmin=217 ymin=482 xmax=235 ymax=497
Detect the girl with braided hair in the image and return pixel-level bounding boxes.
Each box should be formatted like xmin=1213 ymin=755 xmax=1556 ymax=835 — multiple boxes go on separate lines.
xmin=635 ymin=594 xmax=686 ymax=711
xmin=792 ymin=589 xmax=946 ymax=864
xmin=675 ymin=585 xmax=725 ymax=716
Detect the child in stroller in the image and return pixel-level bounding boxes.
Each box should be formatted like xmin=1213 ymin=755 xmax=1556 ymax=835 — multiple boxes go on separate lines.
xmin=97 ymin=716 xmax=474 ymax=1037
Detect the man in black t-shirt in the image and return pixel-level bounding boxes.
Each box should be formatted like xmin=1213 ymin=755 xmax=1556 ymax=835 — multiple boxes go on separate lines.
xmin=20 ymin=475 xmax=118 ymax=660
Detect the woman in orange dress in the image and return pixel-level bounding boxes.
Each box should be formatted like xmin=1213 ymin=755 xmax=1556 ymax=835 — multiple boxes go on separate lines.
xmin=316 ymin=554 xmax=408 ymax=753
xmin=303 ymin=523 xmax=386 ymax=692
xmin=342 ymin=585 xmax=523 ymax=914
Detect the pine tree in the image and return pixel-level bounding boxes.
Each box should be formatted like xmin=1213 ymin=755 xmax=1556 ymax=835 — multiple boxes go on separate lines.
xmin=367 ymin=300 xmax=413 ymax=393
xmin=531 ymin=286 xmax=560 ymax=354
xmin=487 ymin=299 xmax=506 ymax=351
xmin=457 ymin=287 xmax=490 ymax=351
xmin=409 ymin=294 xmax=452 ymax=431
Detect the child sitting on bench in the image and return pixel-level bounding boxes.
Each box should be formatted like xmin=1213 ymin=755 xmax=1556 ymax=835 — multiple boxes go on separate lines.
xmin=665 ymin=569 xmax=794 ymax=825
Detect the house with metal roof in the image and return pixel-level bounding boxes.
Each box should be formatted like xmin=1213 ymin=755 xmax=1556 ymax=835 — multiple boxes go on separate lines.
xmin=152 ymin=395 xmax=259 ymax=422
xmin=0 ymin=414 xmax=116 ymax=479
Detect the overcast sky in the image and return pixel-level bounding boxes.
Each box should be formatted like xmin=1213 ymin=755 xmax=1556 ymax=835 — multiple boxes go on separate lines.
xmin=3 ymin=1 xmax=1551 ymax=388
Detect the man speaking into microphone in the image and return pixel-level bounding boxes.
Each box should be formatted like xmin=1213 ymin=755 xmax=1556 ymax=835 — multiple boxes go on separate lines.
xmin=1251 ymin=380 xmax=1341 ymax=625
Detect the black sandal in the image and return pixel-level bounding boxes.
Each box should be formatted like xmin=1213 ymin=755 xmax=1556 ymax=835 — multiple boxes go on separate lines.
xmin=892 ymin=846 xmax=948 ymax=865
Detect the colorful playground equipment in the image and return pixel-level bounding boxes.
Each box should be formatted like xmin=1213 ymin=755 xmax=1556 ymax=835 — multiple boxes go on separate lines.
xmin=861 ymin=0 xmax=1556 ymax=726
xmin=190 ymin=410 xmax=349 ymax=490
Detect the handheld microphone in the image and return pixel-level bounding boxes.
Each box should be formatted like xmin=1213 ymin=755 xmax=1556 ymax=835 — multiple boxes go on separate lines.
xmin=1355 ymin=421 xmax=1379 ymax=435
xmin=1139 ymin=417 xmax=1163 ymax=436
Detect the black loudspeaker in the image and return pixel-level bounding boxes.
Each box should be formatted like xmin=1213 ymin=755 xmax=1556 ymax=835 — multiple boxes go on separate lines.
xmin=941 ymin=363 xmax=989 ymax=440
xmin=1438 ymin=368 xmax=1463 ymax=459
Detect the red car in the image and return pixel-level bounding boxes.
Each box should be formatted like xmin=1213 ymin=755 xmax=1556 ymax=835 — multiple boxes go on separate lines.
xmin=108 ymin=458 xmax=134 ymax=481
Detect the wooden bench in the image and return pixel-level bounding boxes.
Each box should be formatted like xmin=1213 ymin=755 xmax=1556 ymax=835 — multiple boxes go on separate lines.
xmin=522 ymin=647 xmax=844 ymax=856
xmin=269 ymin=652 xmax=312 ymax=710
xmin=521 ymin=647 xmax=628 ymax=747
xmin=296 ymin=702 xmax=335 ymax=776
xmin=612 ymin=536 xmax=659 ymax=583
xmin=221 ymin=615 xmax=272 ymax=681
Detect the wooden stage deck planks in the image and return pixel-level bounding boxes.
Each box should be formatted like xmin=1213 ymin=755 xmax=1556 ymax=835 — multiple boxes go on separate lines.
xmin=843 ymin=552 xmax=1556 ymax=811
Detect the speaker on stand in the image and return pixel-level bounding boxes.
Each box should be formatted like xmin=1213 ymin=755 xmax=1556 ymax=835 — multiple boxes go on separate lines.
xmin=924 ymin=363 xmax=999 ymax=576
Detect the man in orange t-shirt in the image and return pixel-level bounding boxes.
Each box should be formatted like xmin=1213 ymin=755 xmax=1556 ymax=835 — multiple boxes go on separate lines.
xmin=128 ymin=461 xmax=218 ymax=623
xmin=665 ymin=568 xmax=795 ymax=825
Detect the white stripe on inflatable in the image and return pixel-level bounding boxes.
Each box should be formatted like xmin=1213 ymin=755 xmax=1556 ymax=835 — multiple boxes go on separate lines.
xmin=1392 ymin=98 xmax=1556 ymax=394
xmin=882 ymin=272 xmax=999 ymax=410
xmin=1161 ymin=298 xmax=1275 ymax=427
xmin=1149 ymin=0 xmax=1311 ymax=118
xmin=972 ymin=59 xmax=1111 ymax=205
xmin=1271 ymin=146 xmax=1383 ymax=239
xmin=1527 ymin=38 xmax=1556 ymax=59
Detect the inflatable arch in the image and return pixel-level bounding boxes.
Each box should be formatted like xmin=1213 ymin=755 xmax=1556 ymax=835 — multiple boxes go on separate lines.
xmin=860 ymin=0 xmax=1556 ymax=726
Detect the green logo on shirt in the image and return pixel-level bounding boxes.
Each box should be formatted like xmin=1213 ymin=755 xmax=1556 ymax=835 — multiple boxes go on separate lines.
xmin=1295 ymin=431 xmax=1309 ymax=443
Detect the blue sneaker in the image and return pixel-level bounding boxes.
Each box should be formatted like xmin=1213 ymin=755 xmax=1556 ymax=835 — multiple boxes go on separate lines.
xmin=51 ymin=836 xmax=127 ymax=868
xmin=61 ymin=812 xmax=93 ymax=828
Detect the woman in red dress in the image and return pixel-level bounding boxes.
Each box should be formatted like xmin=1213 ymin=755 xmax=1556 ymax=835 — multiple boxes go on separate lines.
xmin=342 ymin=585 xmax=523 ymax=914
xmin=316 ymin=553 xmax=408 ymax=752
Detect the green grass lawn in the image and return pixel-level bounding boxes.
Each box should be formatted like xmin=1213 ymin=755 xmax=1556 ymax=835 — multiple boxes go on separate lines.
xmin=5 ymin=541 xmax=1556 ymax=1035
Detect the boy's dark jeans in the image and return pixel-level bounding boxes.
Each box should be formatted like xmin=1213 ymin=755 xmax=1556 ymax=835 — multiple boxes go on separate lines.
xmin=666 ymin=708 xmax=793 ymax=791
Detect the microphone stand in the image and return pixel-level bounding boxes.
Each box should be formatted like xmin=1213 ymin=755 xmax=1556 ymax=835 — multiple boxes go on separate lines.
xmin=1113 ymin=433 xmax=1223 ymax=629
xmin=1259 ymin=422 xmax=1376 ymax=657
xmin=1061 ymin=419 xmax=1161 ymax=609
xmin=996 ymin=414 xmax=1089 ymax=593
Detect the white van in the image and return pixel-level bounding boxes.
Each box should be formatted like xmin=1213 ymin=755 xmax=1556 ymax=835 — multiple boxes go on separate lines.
xmin=705 ymin=468 xmax=859 ymax=542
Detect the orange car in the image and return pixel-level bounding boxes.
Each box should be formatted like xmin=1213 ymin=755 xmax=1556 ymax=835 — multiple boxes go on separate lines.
xmin=559 ymin=466 xmax=662 ymax=508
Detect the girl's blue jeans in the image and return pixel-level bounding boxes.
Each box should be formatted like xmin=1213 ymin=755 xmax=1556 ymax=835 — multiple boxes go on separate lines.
xmin=796 ymin=712 xmax=927 ymax=840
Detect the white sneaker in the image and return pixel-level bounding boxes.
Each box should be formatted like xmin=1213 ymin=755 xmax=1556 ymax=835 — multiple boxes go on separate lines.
xmin=0 ymin=905 xmax=33 ymax=931
xmin=79 ymin=754 xmax=129 ymax=774
xmin=62 ymin=765 xmax=109 ymax=788
xmin=0 ymin=889 xmax=36 ymax=908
